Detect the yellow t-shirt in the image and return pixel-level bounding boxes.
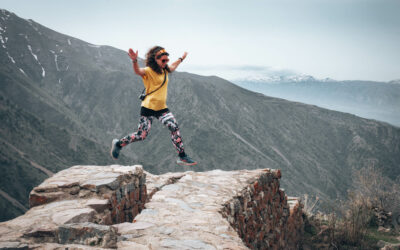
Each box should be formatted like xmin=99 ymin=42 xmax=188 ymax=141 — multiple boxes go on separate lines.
xmin=141 ymin=67 xmax=169 ymax=111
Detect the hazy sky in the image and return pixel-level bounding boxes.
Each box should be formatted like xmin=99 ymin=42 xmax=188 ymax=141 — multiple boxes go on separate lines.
xmin=1 ymin=0 xmax=399 ymax=81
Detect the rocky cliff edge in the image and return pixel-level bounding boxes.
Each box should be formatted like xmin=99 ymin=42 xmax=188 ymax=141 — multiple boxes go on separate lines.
xmin=0 ymin=165 xmax=304 ymax=249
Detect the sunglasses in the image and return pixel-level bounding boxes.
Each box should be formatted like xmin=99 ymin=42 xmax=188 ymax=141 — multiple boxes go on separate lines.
xmin=156 ymin=52 xmax=169 ymax=59
xmin=161 ymin=59 xmax=169 ymax=63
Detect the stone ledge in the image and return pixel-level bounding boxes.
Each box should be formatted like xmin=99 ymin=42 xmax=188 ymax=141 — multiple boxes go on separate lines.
xmin=119 ymin=168 xmax=303 ymax=249
xmin=0 ymin=166 xmax=304 ymax=249
xmin=30 ymin=165 xmax=144 ymax=207
xmin=0 ymin=165 xmax=146 ymax=249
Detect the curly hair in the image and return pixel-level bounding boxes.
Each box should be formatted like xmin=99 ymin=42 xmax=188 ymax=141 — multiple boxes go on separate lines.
xmin=145 ymin=46 xmax=171 ymax=74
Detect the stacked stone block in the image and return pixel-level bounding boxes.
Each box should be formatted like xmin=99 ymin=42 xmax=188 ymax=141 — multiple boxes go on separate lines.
xmin=285 ymin=197 xmax=304 ymax=249
xmin=0 ymin=165 xmax=146 ymax=248
xmin=107 ymin=177 xmax=147 ymax=224
xmin=221 ymin=169 xmax=304 ymax=250
xmin=0 ymin=166 xmax=304 ymax=249
xmin=29 ymin=165 xmax=147 ymax=225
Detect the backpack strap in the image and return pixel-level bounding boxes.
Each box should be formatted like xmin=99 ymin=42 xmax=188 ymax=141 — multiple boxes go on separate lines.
xmin=141 ymin=69 xmax=167 ymax=99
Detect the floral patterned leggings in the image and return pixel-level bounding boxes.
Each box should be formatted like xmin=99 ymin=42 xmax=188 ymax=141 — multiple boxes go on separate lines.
xmin=119 ymin=111 xmax=185 ymax=154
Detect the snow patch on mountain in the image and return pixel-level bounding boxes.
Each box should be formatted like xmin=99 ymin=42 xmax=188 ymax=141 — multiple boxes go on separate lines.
xmin=7 ymin=51 xmax=15 ymax=63
xmin=27 ymin=19 xmax=42 ymax=35
xmin=233 ymin=73 xmax=337 ymax=84
xmin=227 ymin=65 xmax=340 ymax=83
xmin=0 ymin=29 xmax=16 ymax=64
xmin=21 ymin=34 xmax=29 ymax=41
xmin=27 ymin=45 xmax=38 ymax=61
xmin=27 ymin=45 xmax=45 ymax=77
xmin=54 ymin=54 xmax=60 ymax=71
xmin=1 ymin=9 xmax=11 ymax=19
xmin=49 ymin=50 xmax=60 ymax=71
xmin=19 ymin=68 xmax=27 ymax=77
xmin=182 ymin=64 xmax=337 ymax=83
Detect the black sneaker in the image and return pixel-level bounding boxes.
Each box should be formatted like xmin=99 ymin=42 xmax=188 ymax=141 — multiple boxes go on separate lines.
xmin=177 ymin=155 xmax=197 ymax=166
xmin=110 ymin=139 xmax=122 ymax=160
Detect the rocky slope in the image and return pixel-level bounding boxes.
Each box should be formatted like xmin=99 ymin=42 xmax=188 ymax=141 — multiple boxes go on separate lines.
xmin=1 ymin=9 xmax=399 ymax=221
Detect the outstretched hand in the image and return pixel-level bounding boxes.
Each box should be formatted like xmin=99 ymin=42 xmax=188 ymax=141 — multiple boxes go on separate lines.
xmin=182 ymin=52 xmax=188 ymax=60
xmin=128 ymin=48 xmax=138 ymax=61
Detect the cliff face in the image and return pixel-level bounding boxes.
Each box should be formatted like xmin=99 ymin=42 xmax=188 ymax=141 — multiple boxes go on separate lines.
xmin=0 ymin=165 xmax=303 ymax=249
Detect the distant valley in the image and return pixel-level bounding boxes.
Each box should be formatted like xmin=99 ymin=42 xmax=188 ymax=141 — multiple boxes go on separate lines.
xmin=234 ymin=77 xmax=400 ymax=127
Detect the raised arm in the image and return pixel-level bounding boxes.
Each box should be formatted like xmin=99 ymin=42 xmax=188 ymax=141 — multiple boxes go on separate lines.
xmin=169 ymin=52 xmax=188 ymax=72
xmin=128 ymin=48 xmax=145 ymax=77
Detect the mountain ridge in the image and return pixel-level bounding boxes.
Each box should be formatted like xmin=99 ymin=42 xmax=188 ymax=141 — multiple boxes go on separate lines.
xmin=234 ymin=78 xmax=400 ymax=127
xmin=1 ymin=9 xmax=399 ymax=222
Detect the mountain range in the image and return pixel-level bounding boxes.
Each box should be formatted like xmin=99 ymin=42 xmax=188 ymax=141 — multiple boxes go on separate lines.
xmin=234 ymin=76 xmax=400 ymax=127
xmin=1 ymin=9 xmax=399 ymax=222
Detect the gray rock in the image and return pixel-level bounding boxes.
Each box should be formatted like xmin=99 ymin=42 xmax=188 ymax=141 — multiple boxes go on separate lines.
xmin=81 ymin=178 xmax=119 ymax=191
xmin=111 ymin=165 xmax=143 ymax=176
xmin=51 ymin=208 xmax=95 ymax=225
xmin=162 ymin=184 xmax=181 ymax=192
xmin=57 ymin=222 xmax=117 ymax=248
xmin=92 ymin=172 xmax=121 ymax=180
xmin=161 ymin=239 xmax=216 ymax=250
xmin=2 ymin=166 xmax=300 ymax=250
xmin=156 ymin=226 xmax=175 ymax=235
xmin=85 ymin=199 xmax=110 ymax=213
xmin=114 ymin=222 xmax=155 ymax=234
xmin=139 ymin=209 xmax=158 ymax=215
xmin=0 ymin=242 xmax=29 ymax=249
xmin=165 ymin=198 xmax=195 ymax=212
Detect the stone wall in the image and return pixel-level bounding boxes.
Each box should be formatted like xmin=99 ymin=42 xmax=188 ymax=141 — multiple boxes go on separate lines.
xmin=221 ymin=169 xmax=304 ymax=250
xmin=29 ymin=165 xmax=147 ymax=225
xmin=0 ymin=165 xmax=146 ymax=248
xmin=0 ymin=166 xmax=304 ymax=249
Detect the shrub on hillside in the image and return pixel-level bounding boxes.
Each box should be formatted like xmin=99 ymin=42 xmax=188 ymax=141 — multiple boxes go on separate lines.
xmin=302 ymin=166 xmax=400 ymax=249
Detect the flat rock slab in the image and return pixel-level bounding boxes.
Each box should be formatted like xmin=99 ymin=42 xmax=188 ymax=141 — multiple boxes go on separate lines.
xmin=0 ymin=165 xmax=145 ymax=247
xmin=117 ymin=169 xmax=278 ymax=249
xmin=33 ymin=165 xmax=143 ymax=193
xmin=0 ymin=198 xmax=99 ymax=243
xmin=58 ymin=222 xmax=117 ymax=248
xmin=1 ymin=166 xmax=300 ymax=249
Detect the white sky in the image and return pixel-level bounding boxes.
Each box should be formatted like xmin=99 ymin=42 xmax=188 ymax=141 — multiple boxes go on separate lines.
xmin=1 ymin=0 xmax=399 ymax=81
